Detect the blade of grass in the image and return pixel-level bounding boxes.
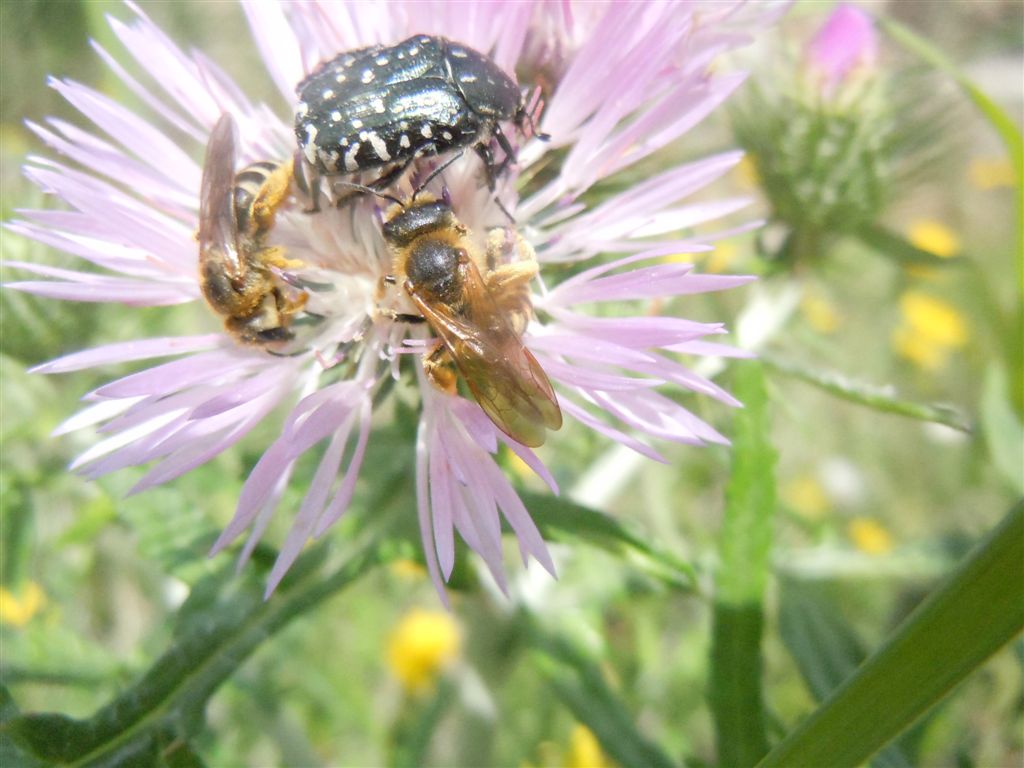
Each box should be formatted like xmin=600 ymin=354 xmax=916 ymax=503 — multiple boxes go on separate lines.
xmin=761 ymin=352 xmax=972 ymax=433
xmin=708 ymin=361 xmax=776 ymax=767
xmin=527 ymin=619 xmax=677 ymax=768
xmin=525 ymin=491 xmax=698 ymax=591
xmin=757 ymin=501 xmax=1024 ymax=768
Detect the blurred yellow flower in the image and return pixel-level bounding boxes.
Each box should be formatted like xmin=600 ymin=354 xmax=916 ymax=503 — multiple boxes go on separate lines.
xmin=908 ymin=219 xmax=960 ymax=259
xmin=561 ymin=729 xmax=606 ymax=768
xmin=801 ymin=292 xmax=841 ymax=334
xmin=0 ymin=582 xmax=46 ymax=627
xmin=706 ymin=241 xmax=739 ymax=274
xmin=781 ymin=475 xmax=829 ymax=521
xmin=847 ymin=517 xmax=894 ymax=555
xmin=968 ymin=157 xmax=1015 ymax=190
xmin=389 ymin=558 xmax=427 ymax=582
xmin=387 ymin=608 xmax=461 ymax=694
xmin=734 ymin=155 xmax=760 ymax=190
xmin=892 ymin=291 xmax=968 ymax=371
xmin=566 ymin=725 xmax=608 ymax=768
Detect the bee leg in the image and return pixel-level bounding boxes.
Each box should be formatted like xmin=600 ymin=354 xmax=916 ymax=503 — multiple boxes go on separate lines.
xmin=278 ymin=289 xmax=308 ymax=316
xmin=258 ymin=246 xmax=305 ymax=272
xmin=377 ymin=307 xmax=426 ymax=324
xmin=423 ymin=343 xmax=457 ymax=394
xmin=252 ymin=163 xmax=295 ymax=230
xmin=484 ymin=232 xmax=539 ymax=288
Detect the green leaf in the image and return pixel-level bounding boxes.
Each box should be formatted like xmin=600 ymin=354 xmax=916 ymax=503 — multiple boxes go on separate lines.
xmin=388 ymin=680 xmax=455 ymax=768
xmin=709 ymin=361 xmax=776 ymax=767
xmin=3 ymin=540 xmax=391 ymax=767
xmin=528 ymin=620 xmax=677 ymax=768
xmin=523 ymin=491 xmax=697 ymax=591
xmin=854 ymin=223 xmax=966 ymax=267
xmin=757 ymin=502 xmax=1024 ymax=768
xmin=779 ymin=581 xmax=919 ymax=768
xmin=980 ymin=364 xmax=1024 ymax=494
xmin=0 ymin=685 xmax=45 ymax=768
xmin=761 ymin=352 xmax=972 ymax=433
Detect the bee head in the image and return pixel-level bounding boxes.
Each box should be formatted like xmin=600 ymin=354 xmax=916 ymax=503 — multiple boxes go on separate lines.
xmin=382 ymin=199 xmax=456 ymax=248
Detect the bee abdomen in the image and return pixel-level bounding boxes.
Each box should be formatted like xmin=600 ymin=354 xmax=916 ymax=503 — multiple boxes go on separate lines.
xmin=233 ymin=162 xmax=279 ymax=235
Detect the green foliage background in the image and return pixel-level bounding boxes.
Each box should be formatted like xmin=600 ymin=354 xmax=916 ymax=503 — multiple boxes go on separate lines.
xmin=1 ymin=2 xmax=1021 ymax=766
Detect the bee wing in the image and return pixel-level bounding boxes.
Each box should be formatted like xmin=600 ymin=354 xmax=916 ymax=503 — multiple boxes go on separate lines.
xmin=407 ymin=259 xmax=562 ymax=448
xmin=198 ymin=113 xmax=242 ymax=275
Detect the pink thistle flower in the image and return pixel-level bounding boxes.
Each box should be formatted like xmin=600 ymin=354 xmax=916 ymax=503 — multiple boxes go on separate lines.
xmin=805 ymin=3 xmax=878 ymax=93
xmin=9 ymin=1 xmax=764 ymax=602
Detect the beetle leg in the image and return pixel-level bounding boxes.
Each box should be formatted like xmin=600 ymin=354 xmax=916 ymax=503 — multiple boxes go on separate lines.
xmin=413 ymin=150 xmax=464 ymax=198
xmin=492 ymin=125 xmax=518 ymax=178
xmin=303 ymin=167 xmax=323 ymax=214
xmin=474 ymin=143 xmax=497 ymax=190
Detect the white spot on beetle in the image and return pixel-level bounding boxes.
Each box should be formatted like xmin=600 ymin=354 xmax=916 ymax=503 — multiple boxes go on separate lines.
xmin=368 ymin=132 xmax=390 ymax=161
xmin=451 ymin=47 xmax=468 ymax=58
xmin=409 ymin=46 xmax=419 ymax=56
xmin=322 ymin=88 xmax=335 ymax=100
xmin=420 ymin=125 xmax=432 ymax=139
xmin=352 ymin=118 xmax=363 ymax=129
xmin=304 ymin=124 xmax=318 ymax=143
xmin=397 ymin=51 xmax=405 ymax=60
xmin=344 ymin=143 xmax=361 ymax=171
xmin=442 ymin=131 xmax=453 ymax=141
xmin=331 ymin=110 xmax=342 ymax=122
xmin=419 ymin=36 xmax=430 ymax=44
xmin=399 ymin=121 xmax=409 ymax=130
xmin=296 ymin=101 xmax=309 ymax=117
xmin=361 ymin=69 xmax=375 ymax=84
xmin=375 ymin=55 xmax=389 ymax=65
xmin=373 ymin=99 xmax=386 ymax=114
xmin=340 ymin=137 xmax=349 ymax=147
xmin=359 ymin=130 xmax=369 ymax=141
xmin=335 ymin=73 xmax=347 ymax=83
xmin=399 ymin=134 xmax=411 ymax=149
xmin=460 ymin=74 xmax=478 ymax=84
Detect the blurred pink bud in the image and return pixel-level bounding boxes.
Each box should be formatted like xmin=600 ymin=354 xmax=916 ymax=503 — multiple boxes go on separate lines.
xmin=806 ymin=4 xmax=878 ymax=91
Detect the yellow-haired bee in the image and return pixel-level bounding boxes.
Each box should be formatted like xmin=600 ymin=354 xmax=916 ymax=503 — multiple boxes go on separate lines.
xmin=381 ymin=196 xmax=562 ymax=447
xmin=198 ymin=113 xmax=307 ymax=345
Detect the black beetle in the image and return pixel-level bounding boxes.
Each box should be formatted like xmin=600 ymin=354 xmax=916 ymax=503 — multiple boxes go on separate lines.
xmin=294 ymin=34 xmax=536 ymax=208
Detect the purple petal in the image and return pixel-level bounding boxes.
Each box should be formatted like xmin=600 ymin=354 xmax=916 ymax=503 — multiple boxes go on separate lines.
xmin=806 ymin=4 xmax=878 ymax=90
xmin=416 ymin=415 xmax=450 ymax=606
xmin=30 ymin=335 xmax=221 ymax=374
xmin=559 ymin=396 xmax=666 ymax=463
